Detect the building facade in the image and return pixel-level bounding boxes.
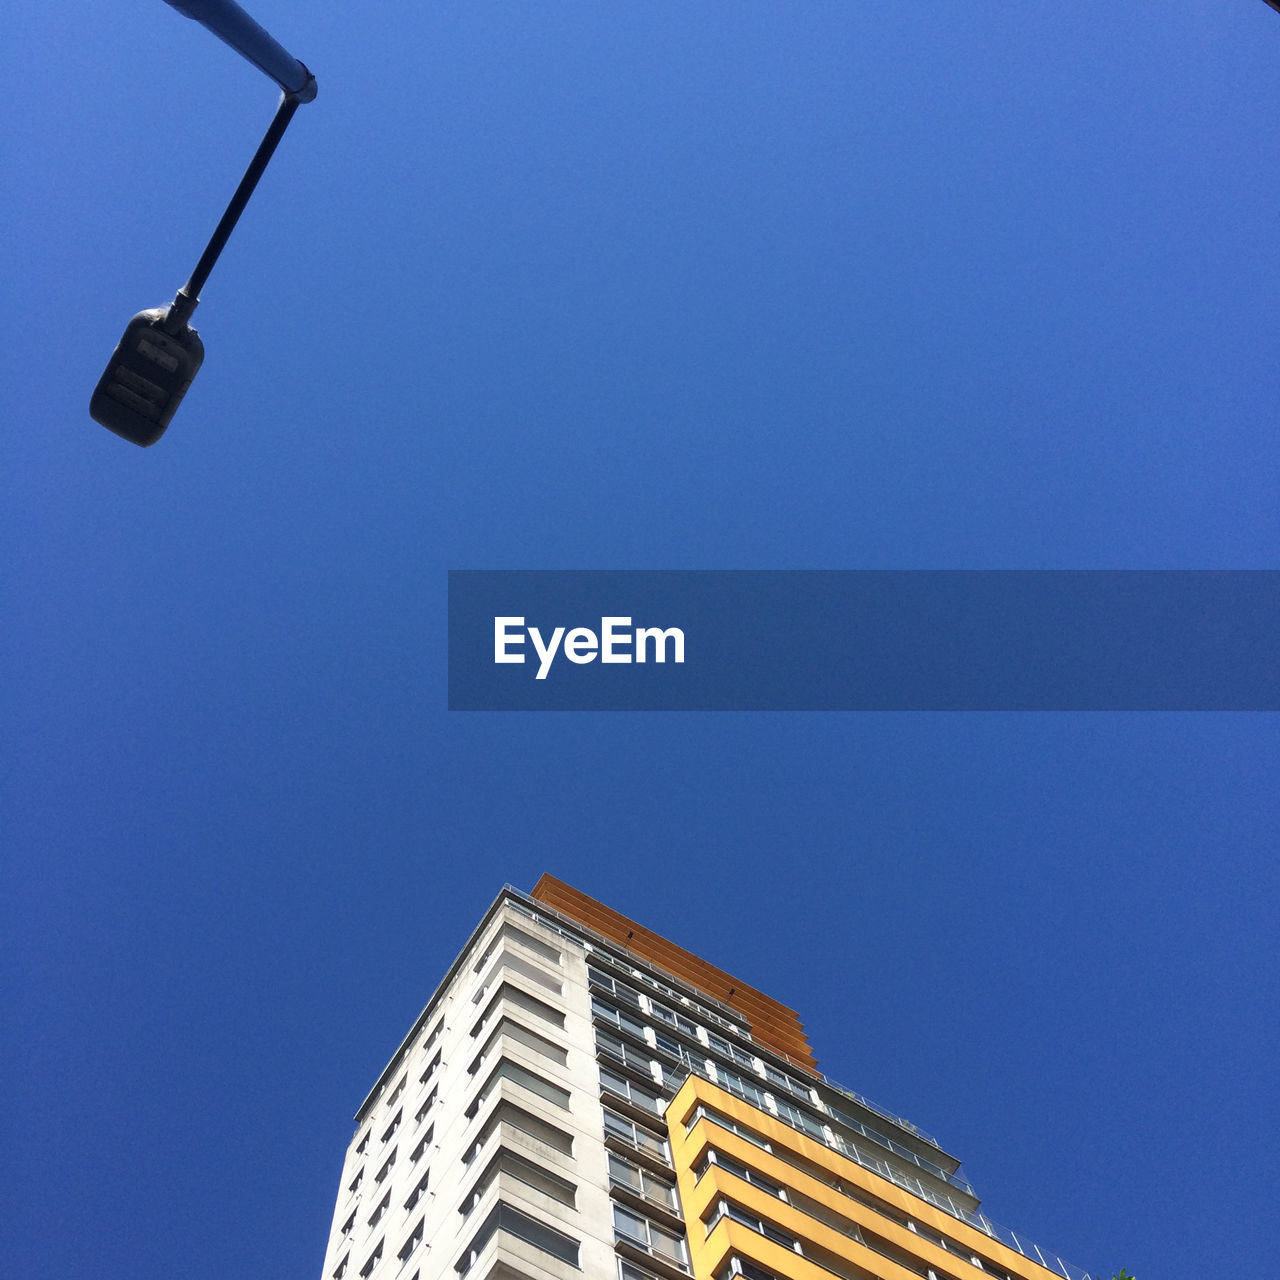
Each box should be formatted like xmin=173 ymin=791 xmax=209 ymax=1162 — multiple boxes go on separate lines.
xmin=319 ymin=877 xmax=1090 ymax=1280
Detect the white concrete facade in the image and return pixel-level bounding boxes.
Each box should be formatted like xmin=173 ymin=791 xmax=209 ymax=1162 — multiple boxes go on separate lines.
xmin=318 ymin=885 xmax=982 ymax=1280
xmin=319 ymin=890 xmax=684 ymax=1280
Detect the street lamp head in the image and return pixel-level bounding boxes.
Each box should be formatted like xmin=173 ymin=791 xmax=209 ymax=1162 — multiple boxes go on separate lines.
xmin=90 ymin=305 xmax=205 ymax=447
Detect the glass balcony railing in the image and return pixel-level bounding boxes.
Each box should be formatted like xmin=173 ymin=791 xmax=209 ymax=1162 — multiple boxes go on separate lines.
xmin=960 ymin=1211 xmax=1097 ymax=1280
xmin=819 ymin=1129 xmax=1092 ymax=1280
xmin=823 ymin=1079 xmax=941 ymax=1150
xmin=825 ymin=1109 xmax=975 ymax=1196
xmin=687 ymin=1074 xmax=1094 ymax=1280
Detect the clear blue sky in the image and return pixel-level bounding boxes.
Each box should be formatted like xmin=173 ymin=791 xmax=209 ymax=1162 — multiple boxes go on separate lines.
xmin=4 ymin=3 xmax=1277 ymax=1277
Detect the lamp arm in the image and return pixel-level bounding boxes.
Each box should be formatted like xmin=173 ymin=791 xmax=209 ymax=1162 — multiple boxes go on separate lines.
xmin=162 ymin=0 xmax=316 ymax=102
xmin=165 ymin=89 xmax=302 ymax=332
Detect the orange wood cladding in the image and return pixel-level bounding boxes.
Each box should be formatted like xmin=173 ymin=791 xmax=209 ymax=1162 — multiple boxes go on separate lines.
xmin=530 ymin=874 xmax=817 ymax=1071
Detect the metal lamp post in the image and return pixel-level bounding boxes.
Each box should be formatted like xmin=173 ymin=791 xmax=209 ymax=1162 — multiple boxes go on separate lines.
xmin=90 ymin=0 xmax=316 ymax=446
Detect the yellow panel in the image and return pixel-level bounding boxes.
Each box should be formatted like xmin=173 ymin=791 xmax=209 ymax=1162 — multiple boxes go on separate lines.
xmin=693 ymin=1166 xmax=939 ymax=1280
xmin=699 ymin=1215 xmax=881 ymax=1280
xmin=665 ymin=1076 xmax=1066 ymax=1280
xmin=685 ymin=1122 xmax=1029 ymax=1280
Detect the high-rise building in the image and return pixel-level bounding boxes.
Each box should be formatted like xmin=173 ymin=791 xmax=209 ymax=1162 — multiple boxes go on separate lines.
xmin=319 ymin=877 xmax=1091 ymax=1280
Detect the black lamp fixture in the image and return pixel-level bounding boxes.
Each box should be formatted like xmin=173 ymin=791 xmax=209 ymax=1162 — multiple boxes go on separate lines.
xmin=91 ymin=0 xmax=316 ymax=446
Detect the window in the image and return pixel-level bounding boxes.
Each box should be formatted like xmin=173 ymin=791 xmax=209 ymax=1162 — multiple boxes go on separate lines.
xmin=387 ymin=1075 xmax=407 ymax=1107
xmin=586 ymin=947 xmax=744 ymax=1036
xmin=405 ymin=1170 xmax=430 ymax=1211
xmin=713 ymin=1068 xmax=765 ymax=1109
xmin=473 ymin=983 xmax=565 ymax=1037
xmin=420 ymin=1052 xmax=442 ymax=1087
xmin=341 ymin=1210 xmax=356 ymax=1236
xmin=359 ymin=1240 xmax=383 ymax=1278
xmin=656 ymin=1062 xmax=688 ymax=1093
xmin=772 ymin=1098 xmax=825 ymax=1140
xmin=705 ymin=1034 xmax=757 ymax=1073
xmin=589 ymin=966 xmax=645 ymax=1010
xmin=597 ymin=1030 xmax=662 ymax=1081
xmin=613 ymin=1205 xmax=688 ymax=1267
xmin=620 ymin=1260 xmax=669 ymax=1280
xmin=763 ymin=1064 xmax=811 ymax=1101
xmin=648 ymin=1002 xmax=699 ymax=1039
xmin=398 ymin=1219 xmax=424 ymax=1263
xmin=355 ymin=1131 xmax=370 ymax=1155
xmin=467 ymin=1058 xmax=571 ymax=1117
xmin=476 ymin=950 xmax=562 ymax=998
xmin=652 ymin=1029 xmax=705 ymax=1074
xmin=651 ymin=1030 xmax=682 ymax=1059
xmin=603 ymin=1108 xmax=669 ymax=1162
xmin=608 ymin=1153 xmax=679 ymax=1211
xmin=706 ymin=1201 xmax=800 ymax=1254
xmin=592 ymin=997 xmax=649 ymax=1042
xmin=478 ymin=923 xmax=563 ymax=970
xmin=716 ymin=1259 xmax=782 ymax=1280
xmin=410 ymin=1125 xmax=434 ymax=1163
xmin=600 ymin=1067 xmax=664 ymax=1116
xmin=463 ymin=1146 xmax=577 ymax=1213
xmin=347 ymin=1168 xmax=364 ymax=1194
xmin=510 ymin=925 xmax=562 ymax=965
xmin=332 ymin=1254 xmax=350 ymax=1279
xmin=476 ymin=1099 xmax=573 ymax=1156
xmin=416 ymin=1088 xmax=438 ymax=1124
xmin=774 ymin=1186 xmax=871 ymax=1254
xmin=684 ymin=1106 xmax=772 ymax=1154
xmin=368 ymin=1191 xmax=390 ymax=1227
xmin=694 ymin=1151 xmax=785 ymax=1201
xmin=375 ymin=1150 xmax=396 ymax=1184
xmin=474 ymin=1018 xmax=568 ymax=1072
xmin=382 ymin=1110 xmax=402 ymax=1144
xmin=456 ymin=1202 xmax=580 ymax=1273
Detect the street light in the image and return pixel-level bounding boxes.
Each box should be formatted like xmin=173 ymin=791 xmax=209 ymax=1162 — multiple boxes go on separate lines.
xmin=90 ymin=0 xmax=316 ymax=446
